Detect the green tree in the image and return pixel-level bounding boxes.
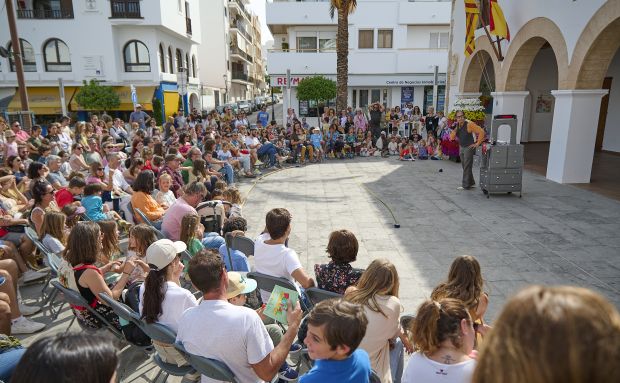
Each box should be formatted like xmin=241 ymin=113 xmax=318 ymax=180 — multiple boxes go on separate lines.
xmin=330 ymin=0 xmax=357 ymax=112
xmin=74 ymin=79 xmax=121 ymax=113
xmin=297 ymin=76 xmax=337 ymax=126
xmin=152 ymin=98 xmax=164 ymax=125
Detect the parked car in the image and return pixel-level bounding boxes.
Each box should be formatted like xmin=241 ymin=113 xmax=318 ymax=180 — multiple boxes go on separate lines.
xmin=237 ymin=100 xmax=252 ymax=114
xmin=255 ymin=96 xmax=265 ymax=109
xmin=217 ymin=102 xmax=239 ymax=115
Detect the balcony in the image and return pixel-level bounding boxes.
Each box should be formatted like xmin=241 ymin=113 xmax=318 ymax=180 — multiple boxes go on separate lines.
xmin=228 ymin=0 xmax=251 ymax=21
xmin=231 ymin=71 xmax=252 ymax=83
xmin=230 ymin=46 xmax=253 ymax=63
xmin=266 ymin=0 xmax=333 ymax=30
xmin=16 ymin=7 xmax=74 ymax=19
xmin=230 ymin=19 xmax=253 ymax=42
xmin=110 ymin=0 xmax=141 ymax=18
xmin=186 ymin=17 xmax=192 ymax=35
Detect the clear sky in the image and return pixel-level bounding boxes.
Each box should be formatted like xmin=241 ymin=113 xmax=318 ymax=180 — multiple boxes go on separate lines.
xmin=247 ymin=0 xmax=274 ymax=45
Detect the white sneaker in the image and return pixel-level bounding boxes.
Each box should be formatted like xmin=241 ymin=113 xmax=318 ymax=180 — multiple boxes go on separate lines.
xmin=19 ymin=302 xmax=41 ymax=316
xmin=20 ymin=270 xmax=48 ymax=284
xmin=457 ymin=186 xmax=465 ymax=190
xmin=11 ymin=316 xmax=46 ymax=334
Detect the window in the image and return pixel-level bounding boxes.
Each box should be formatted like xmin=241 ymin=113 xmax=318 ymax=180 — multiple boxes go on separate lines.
xmin=429 ymin=32 xmax=449 ymax=48
xmin=378 ymin=29 xmax=393 ymax=49
xmin=43 ymin=38 xmax=71 ymax=72
xmin=8 ymin=39 xmax=36 ymax=72
xmin=358 ymin=30 xmax=374 ymax=49
xmin=123 ymin=40 xmax=150 ymax=72
xmin=319 ymin=38 xmax=336 ymax=52
xmin=176 ymin=49 xmax=183 ymax=72
xmin=296 ymin=37 xmax=317 ymax=52
xmin=168 ymin=47 xmax=174 ymax=73
xmin=159 ymin=44 xmax=166 ymax=72
xmin=177 ymin=0 xmax=182 ymax=12
xmin=185 ymin=53 xmax=190 ymax=75
xmin=191 ymin=55 xmax=197 ymax=78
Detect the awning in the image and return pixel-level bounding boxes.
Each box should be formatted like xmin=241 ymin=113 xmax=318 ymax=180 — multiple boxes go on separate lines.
xmin=69 ymin=86 xmax=155 ymax=112
xmin=163 ymin=91 xmax=180 ymax=119
xmin=8 ymin=87 xmax=78 ymax=115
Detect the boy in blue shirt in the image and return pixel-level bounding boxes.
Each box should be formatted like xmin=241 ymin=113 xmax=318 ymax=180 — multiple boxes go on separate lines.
xmin=309 ymin=127 xmax=323 ymax=162
xmin=300 ymin=299 xmax=371 ymax=383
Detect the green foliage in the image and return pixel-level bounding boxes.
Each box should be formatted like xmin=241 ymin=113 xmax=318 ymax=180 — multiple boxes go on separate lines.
xmin=74 ymin=79 xmax=120 ymax=112
xmin=297 ymin=76 xmax=337 ymax=102
xmin=152 ymin=98 xmax=163 ymax=125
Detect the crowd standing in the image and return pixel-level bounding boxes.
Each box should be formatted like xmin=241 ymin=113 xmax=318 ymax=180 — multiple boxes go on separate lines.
xmin=0 ymin=105 xmax=617 ymax=383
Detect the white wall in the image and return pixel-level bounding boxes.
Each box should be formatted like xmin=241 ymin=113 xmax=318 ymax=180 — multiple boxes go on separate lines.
xmin=525 ymin=47 xmax=557 ymax=142
xmin=602 ymin=49 xmax=620 ymax=152
xmin=197 ymin=0 xmax=228 ymax=89
xmin=406 ymin=26 xmax=450 ymax=49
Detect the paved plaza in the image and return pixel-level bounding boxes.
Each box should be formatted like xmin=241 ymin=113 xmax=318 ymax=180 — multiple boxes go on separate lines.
xmin=17 ymin=156 xmax=620 ymax=382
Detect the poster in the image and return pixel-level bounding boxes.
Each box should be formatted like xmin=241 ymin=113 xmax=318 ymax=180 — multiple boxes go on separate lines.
xmin=401 ymin=87 xmax=414 ymax=109
xmin=536 ymin=94 xmax=553 ymax=113
xmin=299 ymin=100 xmax=309 ymax=116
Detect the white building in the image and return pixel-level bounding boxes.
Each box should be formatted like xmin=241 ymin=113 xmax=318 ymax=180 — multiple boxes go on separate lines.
xmin=266 ymin=0 xmax=451 ymax=118
xmin=447 ymin=0 xmax=620 ymax=186
xmin=197 ymin=0 xmax=266 ymax=110
xmin=0 ymin=0 xmax=201 ymax=123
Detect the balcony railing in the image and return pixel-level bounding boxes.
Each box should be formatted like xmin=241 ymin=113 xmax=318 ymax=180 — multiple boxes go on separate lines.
xmin=230 ymin=47 xmax=253 ymax=63
xmin=228 ymin=0 xmax=251 ymax=20
xmin=186 ymin=17 xmax=192 ymax=35
xmin=110 ymin=0 xmax=141 ymax=18
xmin=16 ymin=8 xmax=74 ymax=19
xmin=230 ymin=20 xmax=253 ymax=42
xmin=231 ymin=71 xmax=251 ymax=82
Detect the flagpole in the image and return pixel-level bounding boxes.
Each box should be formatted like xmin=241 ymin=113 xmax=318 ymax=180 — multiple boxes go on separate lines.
xmin=479 ymin=17 xmax=503 ymax=61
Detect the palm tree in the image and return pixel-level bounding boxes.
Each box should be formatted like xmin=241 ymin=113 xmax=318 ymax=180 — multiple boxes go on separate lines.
xmin=330 ymin=0 xmax=357 ymax=112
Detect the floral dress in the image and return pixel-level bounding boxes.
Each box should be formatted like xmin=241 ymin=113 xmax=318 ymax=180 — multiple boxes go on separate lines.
xmin=314 ymin=262 xmax=364 ymax=295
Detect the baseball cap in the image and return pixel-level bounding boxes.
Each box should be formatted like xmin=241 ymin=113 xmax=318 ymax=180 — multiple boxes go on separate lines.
xmin=136 ymin=104 xmax=142 ymax=108
xmin=145 ymin=239 xmax=187 ymax=271
xmin=226 ymin=272 xmax=257 ymax=299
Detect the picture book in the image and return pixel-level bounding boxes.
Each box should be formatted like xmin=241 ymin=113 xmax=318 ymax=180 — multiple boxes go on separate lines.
xmin=263 ymin=285 xmax=299 ymax=324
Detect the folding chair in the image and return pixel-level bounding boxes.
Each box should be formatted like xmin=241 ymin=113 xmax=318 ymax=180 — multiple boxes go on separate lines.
xmin=370 ymin=370 xmax=381 ymax=383
xmin=127 ymin=201 xmax=137 ymax=223
xmin=153 ymin=227 xmax=166 ymax=240
xmin=224 ymin=233 xmax=254 ymax=271
xmin=24 ymin=228 xmax=58 ymax=311
xmin=97 ymin=293 xmax=152 ymax=353
xmin=137 ymin=321 xmax=195 ymax=382
xmin=50 ymin=281 xmax=123 ymax=339
xmin=174 ymin=341 xmax=240 ymax=382
xmin=246 ymin=271 xmax=310 ymax=312
xmin=304 ymin=287 xmax=342 ymax=308
xmin=134 ymin=207 xmax=155 ymax=227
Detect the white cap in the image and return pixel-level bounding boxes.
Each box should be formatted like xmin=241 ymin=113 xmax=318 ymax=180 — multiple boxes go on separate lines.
xmin=145 ymin=239 xmax=187 ymax=271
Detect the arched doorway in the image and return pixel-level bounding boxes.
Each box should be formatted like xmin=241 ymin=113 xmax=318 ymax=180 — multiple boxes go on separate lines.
xmin=189 ymin=93 xmax=199 ymax=112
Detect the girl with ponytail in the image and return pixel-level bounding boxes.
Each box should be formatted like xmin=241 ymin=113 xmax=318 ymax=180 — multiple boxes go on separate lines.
xmin=402 ymin=298 xmax=476 ymax=383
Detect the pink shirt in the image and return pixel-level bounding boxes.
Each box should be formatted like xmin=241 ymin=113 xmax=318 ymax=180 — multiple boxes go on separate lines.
xmin=161 ymin=197 xmax=196 ymax=241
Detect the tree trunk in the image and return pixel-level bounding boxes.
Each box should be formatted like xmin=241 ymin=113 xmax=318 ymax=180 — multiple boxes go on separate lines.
xmin=336 ymin=6 xmax=348 ymax=112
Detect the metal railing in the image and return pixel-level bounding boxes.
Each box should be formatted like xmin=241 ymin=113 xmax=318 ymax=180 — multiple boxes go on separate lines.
xmin=230 ymin=19 xmax=253 ymax=42
xmin=110 ymin=0 xmax=141 ymax=18
xmin=16 ymin=8 xmax=74 ymax=19
xmin=228 ymin=0 xmax=251 ymax=20
xmin=231 ymin=72 xmax=250 ymax=82
xmin=230 ymin=47 xmax=254 ymax=63
xmin=186 ymin=17 xmax=192 ymax=35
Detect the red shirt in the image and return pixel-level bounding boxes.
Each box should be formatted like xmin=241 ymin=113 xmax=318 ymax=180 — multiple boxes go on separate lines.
xmin=55 ymin=188 xmax=74 ymax=208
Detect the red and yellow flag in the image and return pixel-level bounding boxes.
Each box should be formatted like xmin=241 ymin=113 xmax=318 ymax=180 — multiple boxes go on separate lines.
xmin=489 ymin=0 xmax=510 ymax=41
xmin=464 ymin=0 xmax=480 ymax=57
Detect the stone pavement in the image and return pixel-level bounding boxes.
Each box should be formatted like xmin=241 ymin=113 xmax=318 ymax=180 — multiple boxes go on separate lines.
xmin=16 ymin=156 xmax=620 ymax=382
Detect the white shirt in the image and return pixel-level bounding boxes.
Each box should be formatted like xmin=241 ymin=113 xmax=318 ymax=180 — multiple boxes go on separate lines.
xmin=402 ymin=352 xmax=476 ymax=383
xmin=138 ymin=281 xmax=197 ymax=333
xmin=176 ymin=300 xmax=273 ymax=383
xmin=58 ymin=130 xmax=73 ymax=152
xmin=254 ymin=233 xmax=302 ymax=302
xmin=244 ymin=136 xmax=260 ymax=148
xmin=105 ymin=166 xmax=131 ymax=192
xmin=42 ymin=234 xmax=65 ymax=254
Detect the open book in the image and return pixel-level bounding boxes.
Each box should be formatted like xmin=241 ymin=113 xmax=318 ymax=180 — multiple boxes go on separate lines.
xmin=263 ymin=285 xmax=299 ymax=325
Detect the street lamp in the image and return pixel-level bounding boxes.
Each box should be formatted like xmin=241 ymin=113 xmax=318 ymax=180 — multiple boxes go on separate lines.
xmin=223 ymin=74 xmax=228 ymax=103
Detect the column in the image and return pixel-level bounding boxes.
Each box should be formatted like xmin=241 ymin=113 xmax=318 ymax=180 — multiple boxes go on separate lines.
xmin=490 ymin=91 xmax=529 ymax=144
xmin=546 ymin=89 xmax=608 ymax=184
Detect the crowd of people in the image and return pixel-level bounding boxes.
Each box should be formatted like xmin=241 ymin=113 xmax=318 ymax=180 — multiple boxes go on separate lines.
xmin=0 ymin=106 xmax=617 ymax=383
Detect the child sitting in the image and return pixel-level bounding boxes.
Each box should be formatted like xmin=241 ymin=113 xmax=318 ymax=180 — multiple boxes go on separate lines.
xmin=314 ymin=229 xmax=363 ymax=295
xmin=388 ymin=137 xmax=399 ymax=156
xmin=180 ymin=213 xmax=204 ymax=256
xmin=309 ymin=127 xmax=323 ymax=162
xmin=399 ymin=141 xmax=416 ymax=161
xmin=54 ymin=176 xmax=86 ymax=209
xmin=300 ymin=299 xmax=371 ymax=383
xmin=154 ymin=173 xmax=176 ymax=209
xmin=82 ymin=184 xmax=123 ymax=222
xmin=417 ymin=139 xmax=429 ymax=160
xmin=219 ymin=216 xmax=251 ymax=272
xmin=345 ymin=128 xmax=356 ymax=159
xmin=40 ymin=211 xmax=67 ymax=254
xmin=222 ymin=187 xmax=242 ymax=218
xmin=126 ymin=224 xmax=158 ymax=284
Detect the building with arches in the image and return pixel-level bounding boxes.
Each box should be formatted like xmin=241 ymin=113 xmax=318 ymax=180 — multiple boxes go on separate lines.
xmin=447 ymin=0 xmax=620 ymax=190
xmin=0 ymin=0 xmax=201 ymax=123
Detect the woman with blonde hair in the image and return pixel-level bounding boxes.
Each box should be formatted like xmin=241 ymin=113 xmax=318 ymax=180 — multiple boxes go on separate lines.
xmin=473 ymin=285 xmax=620 ymax=383
xmin=345 ymin=258 xmax=412 ymax=383
xmin=402 ymin=298 xmax=476 ymax=383
xmin=431 ymin=255 xmax=489 ymax=325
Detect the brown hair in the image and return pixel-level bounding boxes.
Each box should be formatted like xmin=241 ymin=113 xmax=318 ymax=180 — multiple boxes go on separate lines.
xmin=411 ymin=298 xmax=471 ymax=355
xmin=39 ymin=211 xmax=66 ymax=245
xmin=191 ymin=159 xmax=208 ymax=178
xmin=188 ymin=249 xmax=225 ymax=294
xmin=431 ymin=255 xmax=484 ymax=317
xmin=345 ymin=258 xmax=399 ymax=317
xmin=265 ymin=208 xmax=291 ymax=240
xmin=63 ymin=222 xmax=101 ymax=266
xmin=222 ymin=187 xmax=242 ymax=205
xmin=128 ymin=224 xmax=158 ymax=257
xmin=306 ymin=299 xmax=368 ymax=356
xmin=326 ymin=229 xmax=358 ymax=264
xmin=97 ymin=220 xmax=119 ymax=264
xmin=473 ymin=285 xmax=620 ymax=383
xmin=180 ymin=214 xmax=200 ymax=248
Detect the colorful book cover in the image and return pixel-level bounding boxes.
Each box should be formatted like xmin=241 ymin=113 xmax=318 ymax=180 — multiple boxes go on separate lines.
xmin=263 ymin=285 xmax=299 ymax=324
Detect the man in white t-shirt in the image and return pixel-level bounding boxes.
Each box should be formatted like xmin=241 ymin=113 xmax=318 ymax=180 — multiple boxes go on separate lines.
xmin=177 ymin=250 xmax=303 ymax=383
xmin=254 ymin=208 xmax=315 ymax=302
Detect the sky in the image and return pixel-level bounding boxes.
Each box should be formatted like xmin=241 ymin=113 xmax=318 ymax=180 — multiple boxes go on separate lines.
xmin=247 ymin=0 xmax=274 ymax=45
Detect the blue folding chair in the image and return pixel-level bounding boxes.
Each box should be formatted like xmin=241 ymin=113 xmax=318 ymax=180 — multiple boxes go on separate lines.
xmin=224 ymin=233 xmax=254 ymax=271
xmin=174 ymin=341 xmax=240 ymax=382
xmin=134 ymin=207 xmax=155 ymax=227
xmin=246 ymin=271 xmax=310 ymax=312
xmin=304 ymin=287 xmax=342 ymax=308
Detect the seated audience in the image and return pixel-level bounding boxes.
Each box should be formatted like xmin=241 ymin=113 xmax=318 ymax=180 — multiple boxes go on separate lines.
xmin=131 ymin=170 xmax=165 ymax=228
xmin=180 ymin=214 xmax=204 ymax=256
xmin=314 ymin=229 xmax=363 ymax=294
xmin=218 ymin=216 xmax=251 ymax=272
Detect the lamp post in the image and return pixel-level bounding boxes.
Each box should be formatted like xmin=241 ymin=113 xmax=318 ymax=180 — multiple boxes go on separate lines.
xmin=223 ymin=74 xmax=228 ymax=103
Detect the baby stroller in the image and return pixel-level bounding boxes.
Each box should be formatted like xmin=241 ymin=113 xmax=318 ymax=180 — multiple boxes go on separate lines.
xmin=196 ymin=200 xmax=231 ymax=235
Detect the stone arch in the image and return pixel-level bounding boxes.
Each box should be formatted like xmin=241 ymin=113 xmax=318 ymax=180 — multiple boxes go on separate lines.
xmin=498 ymin=17 xmax=570 ymax=91
xmin=459 ymin=35 xmax=500 ymax=93
xmin=567 ymin=1 xmax=620 ymax=89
